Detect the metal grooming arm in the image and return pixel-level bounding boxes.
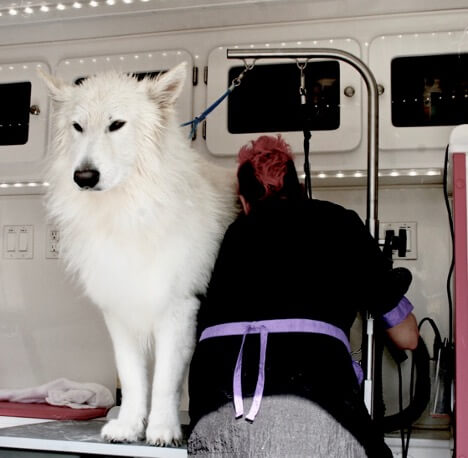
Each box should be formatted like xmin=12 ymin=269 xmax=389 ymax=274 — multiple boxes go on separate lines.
xmin=226 ymin=47 xmax=380 ymax=416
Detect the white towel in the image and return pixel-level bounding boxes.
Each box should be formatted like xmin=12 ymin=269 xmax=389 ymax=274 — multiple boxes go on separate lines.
xmin=0 ymin=378 xmax=114 ymax=409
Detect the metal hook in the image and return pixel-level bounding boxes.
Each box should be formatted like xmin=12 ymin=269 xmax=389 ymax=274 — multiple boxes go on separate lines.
xmin=296 ymin=59 xmax=308 ymax=70
xmin=297 ymin=59 xmax=308 ymax=105
xmin=231 ymin=59 xmax=256 ymax=88
xmin=243 ymin=58 xmax=256 ymax=71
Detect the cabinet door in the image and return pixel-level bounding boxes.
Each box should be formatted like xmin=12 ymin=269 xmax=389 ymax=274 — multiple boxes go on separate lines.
xmin=0 ymin=62 xmax=50 ymax=181
xmin=206 ymin=38 xmax=362 ymax=157
xmin=370 ymin=30 xmax=468 ymax=151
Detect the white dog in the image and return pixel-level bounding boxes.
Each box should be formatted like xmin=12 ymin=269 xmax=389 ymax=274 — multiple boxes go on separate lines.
xmin=39 ymin=63 xmax=236 ymax=445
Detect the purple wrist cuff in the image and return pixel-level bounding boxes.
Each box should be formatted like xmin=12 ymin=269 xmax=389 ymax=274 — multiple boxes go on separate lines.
xmin=381 ymin=296 xmax=414 ymax=329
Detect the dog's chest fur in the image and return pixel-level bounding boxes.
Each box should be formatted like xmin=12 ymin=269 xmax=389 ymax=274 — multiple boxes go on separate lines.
xmin=52 ymin=172 xmax=234 ymax=329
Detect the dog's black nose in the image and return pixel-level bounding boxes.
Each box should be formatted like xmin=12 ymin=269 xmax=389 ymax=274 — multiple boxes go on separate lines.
xmin=74 ymin=169 xmax=100 ymax=189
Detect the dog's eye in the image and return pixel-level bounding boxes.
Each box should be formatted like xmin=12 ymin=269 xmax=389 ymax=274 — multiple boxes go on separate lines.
xmin=109 ymin=120 xmax=126 ymax=132
xmin=73 ymin=122 xmax=83 ymax=133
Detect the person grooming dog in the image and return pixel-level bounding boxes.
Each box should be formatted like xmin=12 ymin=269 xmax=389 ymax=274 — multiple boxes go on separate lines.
xmin=188 ymin=135 xmax=418 ymax=457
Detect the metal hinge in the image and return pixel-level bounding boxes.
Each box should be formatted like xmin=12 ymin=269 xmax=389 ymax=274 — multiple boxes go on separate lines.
xmin=192 ymin=66 xmax=199 ymax=86
xmin=203 ymin=66 xmax=208 ymax=85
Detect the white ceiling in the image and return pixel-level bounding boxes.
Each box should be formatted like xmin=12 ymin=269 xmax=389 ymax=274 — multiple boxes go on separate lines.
xmin=0 ymin=0 xmax=297 ymax=24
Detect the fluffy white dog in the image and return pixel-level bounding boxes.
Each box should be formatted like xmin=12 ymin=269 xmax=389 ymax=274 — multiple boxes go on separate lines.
xmin=39 ymin=63 xmax=236 ymax=445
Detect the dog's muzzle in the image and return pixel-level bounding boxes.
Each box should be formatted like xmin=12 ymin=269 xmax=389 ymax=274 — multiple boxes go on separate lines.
xmin=74 ymin=168 xmax=100 ymax=190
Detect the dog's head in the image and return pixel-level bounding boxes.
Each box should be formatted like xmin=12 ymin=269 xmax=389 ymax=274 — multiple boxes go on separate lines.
xmin=39 ymin=63 xmax=187 ymax=192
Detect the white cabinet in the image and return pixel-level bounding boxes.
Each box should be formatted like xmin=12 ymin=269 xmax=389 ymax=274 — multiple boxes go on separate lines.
xmin=0 ymin=61 xmax=51 ymax=183
xmin=205 ymin=38 xmax=362 ymax=157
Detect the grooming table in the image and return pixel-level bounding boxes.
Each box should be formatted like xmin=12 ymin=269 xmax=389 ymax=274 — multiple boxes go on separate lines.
xmin=0 ymin=412 xmax=450 ymax=457
xmin=0 ymin=420 xmax=188 ymax=457
xmin=0 ymin=410 xmax=189 ymax=457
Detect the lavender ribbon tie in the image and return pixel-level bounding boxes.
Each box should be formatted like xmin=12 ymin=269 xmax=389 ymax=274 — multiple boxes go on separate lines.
xmin=233 ymin=329 xmax=248 ymax=418
xmin=232 ymin=324 xmax=269 ymax=420
xmin=200 ymin=318 xmax=360 ymax=422
xmin=246 ymin=326 xmax=268 ymax=421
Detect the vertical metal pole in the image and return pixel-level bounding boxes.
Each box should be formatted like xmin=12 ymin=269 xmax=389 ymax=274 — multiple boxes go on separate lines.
xmin=226 ymin=48 xmax=380 ymax=415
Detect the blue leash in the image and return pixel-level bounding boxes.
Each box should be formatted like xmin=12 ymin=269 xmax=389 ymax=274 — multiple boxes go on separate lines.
xmin=181 ymin=60 xmax=255 ymax=139
xmin=181 ymin=84 xmax=234 ymax=139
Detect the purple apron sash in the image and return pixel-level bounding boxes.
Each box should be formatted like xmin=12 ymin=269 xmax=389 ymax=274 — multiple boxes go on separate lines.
xmin=199 ymin=318 xmax=363 ymax=422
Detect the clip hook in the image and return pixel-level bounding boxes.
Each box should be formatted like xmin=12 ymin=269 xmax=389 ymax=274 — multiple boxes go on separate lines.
xmin=297 ymin=60 xmax=308 ymax=105
xmin=231 ymin=59 xmax=257 ymax=89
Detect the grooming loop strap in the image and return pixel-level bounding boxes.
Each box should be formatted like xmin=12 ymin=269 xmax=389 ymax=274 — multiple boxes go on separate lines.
xmin=297 ymin=59 xmax=313 ymax=199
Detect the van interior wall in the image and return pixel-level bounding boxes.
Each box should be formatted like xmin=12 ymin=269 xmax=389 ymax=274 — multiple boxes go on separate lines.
xmin=0 ymin=0 xmax=459 ymax=420
xmin=0 ymin=184 xmax=450 ymax=415
xmin=0 ymin=195 xmax=116 ymax=394
xmin=314 ymin=185 xmax=451 ymax=416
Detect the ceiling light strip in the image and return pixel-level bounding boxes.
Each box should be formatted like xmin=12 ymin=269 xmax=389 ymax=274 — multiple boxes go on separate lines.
xmin=2 ymin=0 xmax=153 ymax=17
xmin=308 ymin=168 xmax=442 ymax=179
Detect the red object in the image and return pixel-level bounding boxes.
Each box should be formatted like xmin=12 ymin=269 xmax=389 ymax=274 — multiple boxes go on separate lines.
xmin=0 ymin=401 xmax=107 ymax=420
xmin=453 ymin=153 xmax=468 ymax=458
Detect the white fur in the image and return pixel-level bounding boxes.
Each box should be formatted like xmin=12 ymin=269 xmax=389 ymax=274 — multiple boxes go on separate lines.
xmin=39 ymin=64 xmax=236 ymax=445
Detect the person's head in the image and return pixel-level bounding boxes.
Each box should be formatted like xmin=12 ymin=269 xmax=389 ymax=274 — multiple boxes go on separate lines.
xmin=237 ymin=135 xmax=303 ymax=214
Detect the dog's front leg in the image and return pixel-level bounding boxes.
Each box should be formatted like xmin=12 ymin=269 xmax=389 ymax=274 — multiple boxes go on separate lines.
xmin=146 ymin=298 xmax=198 ymax=446
xmin=101 ymin=313 xmax=148 ymax=443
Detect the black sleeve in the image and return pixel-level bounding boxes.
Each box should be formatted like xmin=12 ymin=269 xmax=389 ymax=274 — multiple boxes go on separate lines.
xmin=343 ymin=209 xmax=411 ymax=318
xmin=195 ymin=219 xmax=245 ymax=336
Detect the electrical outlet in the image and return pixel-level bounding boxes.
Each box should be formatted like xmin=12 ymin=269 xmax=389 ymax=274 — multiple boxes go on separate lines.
xmin=46 ymin=225 xmax=60 ymax=259
xmin=379 ymin=222 xmax=417 ymax=260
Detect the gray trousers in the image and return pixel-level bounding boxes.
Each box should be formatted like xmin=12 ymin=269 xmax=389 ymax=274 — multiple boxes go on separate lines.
xmin=188 ymin=395 xmax=367 ymax=457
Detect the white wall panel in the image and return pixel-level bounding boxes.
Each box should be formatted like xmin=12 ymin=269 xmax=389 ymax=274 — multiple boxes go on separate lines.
xmin=0 ymin=195 xmax=116 ymax=394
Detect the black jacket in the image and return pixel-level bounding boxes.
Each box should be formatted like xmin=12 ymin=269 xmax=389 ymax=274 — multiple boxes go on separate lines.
xmin=189 ymin=198 xmax=407 ymax=457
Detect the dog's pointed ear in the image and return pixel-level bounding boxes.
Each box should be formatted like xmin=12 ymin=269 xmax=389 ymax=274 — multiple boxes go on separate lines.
xmin=148 ymin=62 xmax=187 ymax=107
xmin=37 ymin=68 xmax=72 ymax=103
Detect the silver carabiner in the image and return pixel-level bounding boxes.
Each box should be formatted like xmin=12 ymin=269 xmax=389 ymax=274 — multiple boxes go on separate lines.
xmin=297 ymin=60 xmax=308 ymax=105
xmin=231 ymin=59 xmax=257 ymax=88
xmin=243 ymin=58 xmax=256 ymax=71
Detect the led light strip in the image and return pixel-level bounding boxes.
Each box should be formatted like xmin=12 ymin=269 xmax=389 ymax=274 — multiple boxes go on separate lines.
xmin=1 ymin=0 xmax=147 ymax=17
xmin=1 ymin=0 xmax=292 ymax=17
xmin=0 ymin=181 xmax=49 ymax=188
xmin=302 ymin=168 xmax=442 ymax=180
xmin=219 ymin=38 xmax=354 ymax=50
xmin=0 ymin=169 xmax=441 ymax=190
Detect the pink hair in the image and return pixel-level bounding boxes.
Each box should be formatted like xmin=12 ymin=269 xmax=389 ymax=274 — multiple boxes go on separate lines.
xmin=237 ymin=135 xmax=294 ymax=200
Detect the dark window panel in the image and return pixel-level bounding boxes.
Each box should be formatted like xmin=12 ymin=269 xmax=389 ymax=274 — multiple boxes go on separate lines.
xmin=0 ymin=81 xmax=31 ymax=146
xmin=391 ymin=53 xmax=468 ymax=127
xmin=227 ymin=61 xmax=340 ymax=134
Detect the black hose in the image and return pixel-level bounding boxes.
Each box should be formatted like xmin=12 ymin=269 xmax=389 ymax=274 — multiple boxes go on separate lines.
xmin=381 ymin=336 xmax=431 ymax=433
xmin=442 ymin=144 xmax=454 ymax=344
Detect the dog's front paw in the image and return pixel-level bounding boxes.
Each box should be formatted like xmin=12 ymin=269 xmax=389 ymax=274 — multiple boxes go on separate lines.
xmin=146 ymin=421 xmax=182 ymax=447
xmin=101 ymin=418 xmax=145 ymax=443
